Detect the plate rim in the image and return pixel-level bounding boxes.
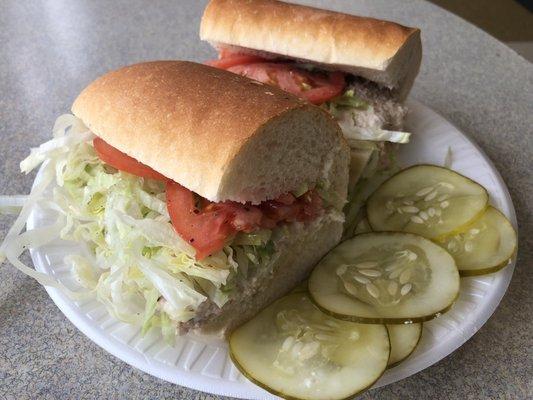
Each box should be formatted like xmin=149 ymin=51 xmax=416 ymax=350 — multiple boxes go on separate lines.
xmin=26 ymin=99 xmax=518 ymax=399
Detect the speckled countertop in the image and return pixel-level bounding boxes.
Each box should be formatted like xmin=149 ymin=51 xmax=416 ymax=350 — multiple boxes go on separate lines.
xmin=0 ymin=0 xmax=531 ymax=399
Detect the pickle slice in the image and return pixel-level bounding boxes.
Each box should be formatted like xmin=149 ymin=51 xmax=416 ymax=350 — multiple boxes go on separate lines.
xmin=435 ymin=206 xmax=517 ymax=276
xmin=367 ymin=165 xmax=488 ymax=239
xmin=308 ymin=232 xmax=460 ymax=323
xmin=387 ymin=323 xmax=422 ymax=367
xmin=229 ymin=293 xmax=390 ymax=400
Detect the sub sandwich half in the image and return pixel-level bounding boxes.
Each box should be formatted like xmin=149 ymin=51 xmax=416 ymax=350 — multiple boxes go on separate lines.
xmin=0 ymin=61 xmax=349 ymax=337
xmin=200 ymin=0 xmax=422 ymax=237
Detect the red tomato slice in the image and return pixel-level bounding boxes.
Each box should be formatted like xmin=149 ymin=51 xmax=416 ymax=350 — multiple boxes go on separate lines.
xmin=93 ymin=138 xmax=167 ymax=181
xmin=167 ymin=177 xmax=324 ymax=259
xmin=226 ymin=204 xmax=263 ymax=233
xmin=218 ymin=48 xmax=242 ymax=59
xmin=206 ymin=54 xmax=267 ymax=69
xmin=260 ymin=189 xmax=322 ymax=224
xmin=227 ymin=63 xmax=345 ymax=104
xmin=166 ymin=181 xmax=235 ymax=260
xmin=300 ymin=190 xmax=323 ymax=220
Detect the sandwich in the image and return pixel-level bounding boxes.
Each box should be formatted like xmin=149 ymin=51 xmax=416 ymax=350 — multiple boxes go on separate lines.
xmin=200 ymin=0 xmax=422 ymax=237
xmin=0 ymin=61 xmax=349 ymax=337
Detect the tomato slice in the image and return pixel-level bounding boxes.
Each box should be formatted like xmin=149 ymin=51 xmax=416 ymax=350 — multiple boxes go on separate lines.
xmin=166 ymin=181 xmax=235 ymax=260
xmin=260 ymin=190 xmax=322 ymax=224
xmin=206 ymin=54 xmax=267 ymax=69
xmin=219 ymin=203 xmax=264 ymax=233
xmin=93 ymin=137 xmax=167 ymax=181
xmin=166 ymin=179 xmax=324 ymax=260
xmin=226 ymin=63 xmax=345 ymax=104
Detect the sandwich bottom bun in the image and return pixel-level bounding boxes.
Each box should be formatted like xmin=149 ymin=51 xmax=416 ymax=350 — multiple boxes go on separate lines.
xmin=183 ymin=145 xmax=348 ymax=337
xmin=186 ymin=210 xmax=343 ymax=337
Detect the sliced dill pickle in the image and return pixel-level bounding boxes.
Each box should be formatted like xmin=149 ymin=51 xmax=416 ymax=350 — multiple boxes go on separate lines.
xmin=229 ymin=292 xmax=390 ymax=400
xmin=308 ymin=232 xmax=460 ymax=324
xmin=387 ymin=323 xmax=422 ymax=367
xmin=367 ymin=165 xmax=488 ymax=239
xmin=435 ymin=206 xmax=517 ymax=276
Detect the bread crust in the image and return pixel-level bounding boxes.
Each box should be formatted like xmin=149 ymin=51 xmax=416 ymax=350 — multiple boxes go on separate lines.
xmin=72 ymin=61 xmax=344 ymax=202
xmin=200 ymin=0 xmax=422 ymax=98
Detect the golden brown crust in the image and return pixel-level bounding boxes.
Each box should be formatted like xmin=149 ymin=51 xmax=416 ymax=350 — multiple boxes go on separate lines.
xmin=71 ymin=61 xmax=339 ymax=202
xmin=200 ymin=0 xmax=421 ymax=95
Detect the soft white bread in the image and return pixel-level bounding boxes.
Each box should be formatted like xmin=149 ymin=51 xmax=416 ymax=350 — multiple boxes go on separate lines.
xmin=200 ymin=0 xmax=422 ymax=100
xmin=189 ymin=132 xmax=349 ymax=335
xmin=72 ymin=61 xmax=348 ymax=204
xmin=187 ymin=209 xmax=344 ymax=336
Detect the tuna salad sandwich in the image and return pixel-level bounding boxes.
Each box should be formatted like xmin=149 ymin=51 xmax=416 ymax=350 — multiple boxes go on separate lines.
xmin=0 ymin=61 xmax=349 ymax=337
xmin=200 ymin=0 xmax=422 ymax=237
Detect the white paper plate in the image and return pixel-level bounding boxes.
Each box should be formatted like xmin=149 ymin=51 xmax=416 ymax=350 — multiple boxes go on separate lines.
xmin=27 ymin=100 xmax=517 ymax=399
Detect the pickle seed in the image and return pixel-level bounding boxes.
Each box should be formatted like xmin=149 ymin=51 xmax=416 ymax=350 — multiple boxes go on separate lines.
xmin=399 ymin=269 xmax=412 ymax=284
xmin=428 ymin=207 xmax=436 ymax=217
xmin=437 ymin=194 xmax=450 ymax=202
xmin=311 ymin=322 xmax=335 ymax=332
xmin=424 ymin=190 xmax=438 ymax=201
xmin=416 ymin=186 xmax=434 ymax=197
xmin=410 ymin=215 xmax=425 ymax=224
xmin=385 ymin=262 xmax=400 ymax=272
xmin=366 ymin=283 xmax=380 ymax=298
xmin=419 ymin=211 xmax=429 ymax=220
xmin=354 ymin=261 xmax=379 ymax=269
xmin=464 ymin=241 xmax=474 ymax=252
xmin=344 ymin=281 xmax=359 ymax=295
xmin=440 ymin=201 xmax=450 ymax=209
xmin=438 ymin=182 xmax=455 ymax=189
xmin=389 ymin=268 xmax=402 ymax=279
xmin=400 ymin=206 xmax=420 ymax=213
xmin=359 ymin=269 xmax=382 ymax=277
xmin=315 ymin=333 xmax=337 ymax=342
xmin=447 ymin=241 xmax=459 ymax=252
xmin=291 ymin=341 xmax=303 ymax=358
xmin=299 ymin=342 xmax=320 ymax=361
xmin=354 ymin=275 xmax=371 ymax=284
xmin=281 ymin=336 xmax=295 ymax=352
xmin=403 ymin=200 xmax=414 ymax=205
xmin=401 ymin=283 xmax=413 ymax=296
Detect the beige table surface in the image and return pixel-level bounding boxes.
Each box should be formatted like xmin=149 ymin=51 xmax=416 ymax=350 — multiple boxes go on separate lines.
xmin=0 ymin=0 xmax=532 ymax=399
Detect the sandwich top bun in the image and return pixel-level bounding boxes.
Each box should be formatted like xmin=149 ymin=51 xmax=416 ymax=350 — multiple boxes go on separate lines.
xmin=72 ymin=61 xmax=348 ymax=205
xmin=200 ymin=0 xmax=422 ymax=99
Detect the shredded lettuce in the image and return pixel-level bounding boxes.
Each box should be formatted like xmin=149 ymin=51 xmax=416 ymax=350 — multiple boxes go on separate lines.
xmin=233 ymin=229 xmax=272 ymax=246
xmin=325 ymin=88 xmax=411 ymax=144
xmin=0 ymin=114 xmax=264 ymax=340
xmin=325 ymin=89 xmax=369 ymax=111
xmin=1 ymin=113 xmax=341 ymax=341
xmin=0 ymin=195 xmax=28 ymax=215
xmin=339 ymin=125 xmax=411 ymax=144
xmin=342 ymin=165 xmax=399 ymax=240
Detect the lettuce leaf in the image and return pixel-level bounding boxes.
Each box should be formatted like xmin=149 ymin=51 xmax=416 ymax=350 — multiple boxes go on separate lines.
xmin=0 ymin=114 xmax=250 ymax=340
